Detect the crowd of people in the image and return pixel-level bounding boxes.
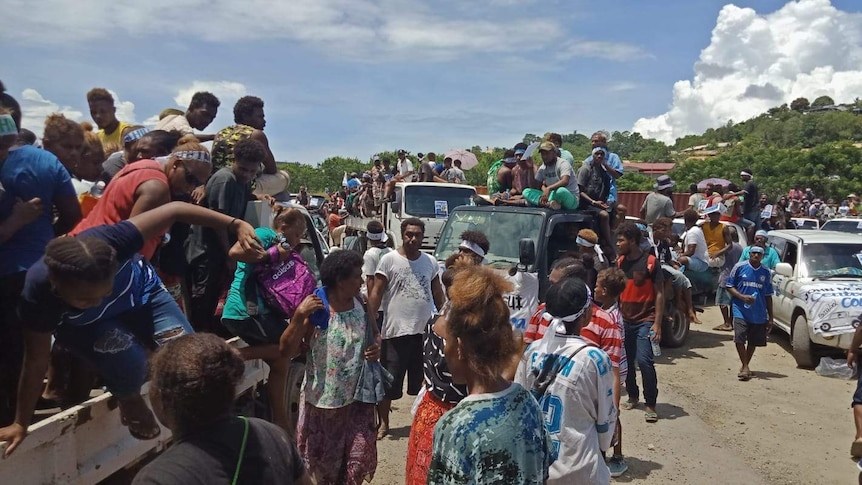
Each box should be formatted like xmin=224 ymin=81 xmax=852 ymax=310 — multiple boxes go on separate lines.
xmin=0 ymin=78 xmax=860 ymax=484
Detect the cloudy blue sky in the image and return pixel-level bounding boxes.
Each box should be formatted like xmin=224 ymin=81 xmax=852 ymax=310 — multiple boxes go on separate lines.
xmin=5 ymin=0 xmax=862 ymax=164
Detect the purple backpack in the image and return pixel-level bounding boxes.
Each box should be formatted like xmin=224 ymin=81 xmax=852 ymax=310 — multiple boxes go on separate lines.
xmin=254 ymin=249 xmax=316 ymax=319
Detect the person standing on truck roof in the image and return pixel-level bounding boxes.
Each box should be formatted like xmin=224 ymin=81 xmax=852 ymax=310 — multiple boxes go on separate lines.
xmin=616 ymin=221 xmax=664 ymax=424
xmin=640 ymin=175 xmax=682 ymax=225
xmin=368 ymin=217 xmax=445 ymax=440
xmin=132 ymin=333 xmax=311 ymax=485
xmin=418 ymin=152 xmax=437 ymax=183
xmin=522 ymin=141 xmax=579 ymax=210
xmin=0 ymin=202 xmax=260 ymax=456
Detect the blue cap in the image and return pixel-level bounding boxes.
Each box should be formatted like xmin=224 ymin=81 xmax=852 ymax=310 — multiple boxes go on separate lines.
xmin=750 ymin=246 xmax=765 ymax=254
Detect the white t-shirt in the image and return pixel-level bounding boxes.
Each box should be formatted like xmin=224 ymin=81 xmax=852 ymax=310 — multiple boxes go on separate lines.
xmin=398 ymin=159 xmax=414 ymax=177
xmin=363 ymin=246 xmax=392 ymax=303
xmin=536 ymin=158 xmax=580 ymax=196
xmin=683 ymin=226 xmax=709 ymax=262
xmin=154 ymin=114 xmax=194 ymax=135
xmin=516 ymin=335 xmax=616 ymax=485
xmin=376 ymin=250 xmax=438 ymax=339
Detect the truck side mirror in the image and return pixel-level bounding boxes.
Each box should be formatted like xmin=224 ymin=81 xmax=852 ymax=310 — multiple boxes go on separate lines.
xmin=519 ymin=238 xmax=536 ymax=267
xmin=390 ymin=199 xmax=401 ymax=214
xmin=775 ymin=262 xmax=793 ymax=277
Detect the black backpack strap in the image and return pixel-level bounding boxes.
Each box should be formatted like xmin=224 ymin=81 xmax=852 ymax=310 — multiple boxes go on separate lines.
xmin=531 ymin=342 xmax=594 ymax=397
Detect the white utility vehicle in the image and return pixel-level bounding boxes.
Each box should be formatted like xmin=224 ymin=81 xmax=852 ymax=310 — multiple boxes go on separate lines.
xmin=346 ymin=182 xmax=476 ymax=253
xmin=768 ymin=230 xmax=862 ymax=368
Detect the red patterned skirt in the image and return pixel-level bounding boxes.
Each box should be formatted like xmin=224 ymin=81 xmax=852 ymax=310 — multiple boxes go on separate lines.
xmin=297 ymin=401 xmax=377 ymax=485
xmin=405 ymin=390 xmax=456 ymax=485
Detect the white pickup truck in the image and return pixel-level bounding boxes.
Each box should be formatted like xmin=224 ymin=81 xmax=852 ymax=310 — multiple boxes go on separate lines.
xmin=346 ymin=182 xmax=476 ymax=253
xmin=767 ymin=230 xmax=862 ymax=368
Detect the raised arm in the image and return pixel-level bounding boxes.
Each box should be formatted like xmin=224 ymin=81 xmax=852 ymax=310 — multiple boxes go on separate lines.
xmin=128 ymin=201 xmax=261 ymax=251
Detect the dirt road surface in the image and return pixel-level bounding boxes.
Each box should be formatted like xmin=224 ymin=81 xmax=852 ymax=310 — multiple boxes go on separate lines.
xmin=375 ymin=306 xmax=860 ymax=484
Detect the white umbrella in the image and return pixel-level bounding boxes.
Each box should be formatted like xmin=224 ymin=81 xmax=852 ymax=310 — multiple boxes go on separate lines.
xmin=444 ymin=149 xmax=480 ymax=171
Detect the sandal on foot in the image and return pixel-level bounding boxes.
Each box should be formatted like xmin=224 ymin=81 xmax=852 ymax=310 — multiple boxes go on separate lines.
xmin=713 ymin=323 xmax=733 ymax=331
xmin=851 ymin=439 xmax=862 ymax=458
xmin=737 ymin=371 xmax=751 ymax=381
xmin=376 ymin=425 xmax=389 ymax=441
xmin=621 ymin=400 xmax=639 ymax=411
xmin=644 ymin=411 xmax=658 ymax=423
xmin=120 ymin=407 xmax=161 ymax=440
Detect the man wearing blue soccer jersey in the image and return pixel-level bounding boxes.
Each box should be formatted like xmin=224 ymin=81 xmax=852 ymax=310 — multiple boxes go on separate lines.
xmin=725 ymin=246 xmax=774 ymax=381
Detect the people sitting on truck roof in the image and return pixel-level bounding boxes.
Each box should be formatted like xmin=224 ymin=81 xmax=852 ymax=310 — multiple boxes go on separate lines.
xmin=525 ymin=141 xmax=579 ymax=210
xmin=545 ymin=132 xmax=574 ymax=166
xmin=511 ymin=142 xmax=538 ymax=197
xmin=133 ymin=333 xmax=310 ymax=484
xmin=486 ymin=149 xmax=516 ymax=197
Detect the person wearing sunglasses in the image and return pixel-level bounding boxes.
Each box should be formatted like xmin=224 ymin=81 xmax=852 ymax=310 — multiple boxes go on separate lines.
xmin=69 ymin=134 xmax=213 ymax=260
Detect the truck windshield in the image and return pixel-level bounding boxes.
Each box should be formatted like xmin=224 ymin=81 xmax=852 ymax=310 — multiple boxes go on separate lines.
xmin=436 ymin=211 xmax=543 ymax=268
xmin=404 ymin=185 xmax=475 ymax=218
xmin=821 ymin=220 xmax=862 ymax=234
xmin=803 ymin=243 xmax=862 ymax=278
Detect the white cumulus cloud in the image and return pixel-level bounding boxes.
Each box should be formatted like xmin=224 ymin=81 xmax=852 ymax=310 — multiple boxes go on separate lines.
xmin=19 ymin=89 xmax=84 ymax=136
xmin=0 ymin=0 xmax=567 ymax=61
xmin=633 ymin=0 xmax=862 ymax=144
xmin=19 ymin=88 xmax=136 ymax=136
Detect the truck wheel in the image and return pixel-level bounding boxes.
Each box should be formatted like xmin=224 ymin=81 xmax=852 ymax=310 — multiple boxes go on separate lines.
xmin=791 ymin=314 xmax=818 ymax=369
xmin=661 ymin=305 xmax=689 ymax=348
xmin=283 ymin=361 xmax=305 ymax=434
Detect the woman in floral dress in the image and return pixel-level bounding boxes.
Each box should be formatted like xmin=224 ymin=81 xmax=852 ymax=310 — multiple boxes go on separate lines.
xmin=283 ymin=250 xmax=381 ymax=485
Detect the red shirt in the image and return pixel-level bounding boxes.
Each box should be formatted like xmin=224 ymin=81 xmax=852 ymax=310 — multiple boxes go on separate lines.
xmin=69 ymin=160 xmax=168 ymax=259
xmin=580 ymin=304 xmax=623 ymax=367
xmin=523 ymin=302 xmax=547 ymax=344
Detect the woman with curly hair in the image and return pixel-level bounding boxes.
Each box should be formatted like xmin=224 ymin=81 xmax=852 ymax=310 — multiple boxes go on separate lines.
xmin=132 ymin=333 xmax=310 ymax=484
xmin=282 ymin=250 xmax=380 ymax=485
xmin=427 ymin=265 xmax=552 ymax=484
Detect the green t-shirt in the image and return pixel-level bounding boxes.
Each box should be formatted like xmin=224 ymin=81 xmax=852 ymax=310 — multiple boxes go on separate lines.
xmin=222 ymin=226 xmax=279 ymax=320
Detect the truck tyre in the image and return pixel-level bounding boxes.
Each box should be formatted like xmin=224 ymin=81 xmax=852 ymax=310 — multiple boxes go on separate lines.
xmin=792 ymin=314 xmax=818 ymax=369
xmin=284 ymin=360 xmax=306 ymax=435
xmin=661 ymin=305 xmax=689 ymax=348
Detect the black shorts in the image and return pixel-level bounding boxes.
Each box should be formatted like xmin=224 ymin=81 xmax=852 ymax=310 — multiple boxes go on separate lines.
xmin=221 ymin=313 xmax=287 ymax=346
xmin=733 ymin=318 xmax=768 ymax=347
xmin=382 ymin=334 xmax=424 ymax=400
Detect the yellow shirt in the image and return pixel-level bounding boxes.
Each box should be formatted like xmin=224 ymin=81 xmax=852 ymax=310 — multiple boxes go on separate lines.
xmin=97 ymin=121 xmax=130 ymax=149
xmin=702 ymin=222 xmax=727 ymax=254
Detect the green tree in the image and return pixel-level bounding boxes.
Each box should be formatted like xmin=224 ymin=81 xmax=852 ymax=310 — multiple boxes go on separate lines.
xmin=790 ymin=97 xmax=810 ymax=112
xmin=811 ymin=95 xmax=835 ymax=108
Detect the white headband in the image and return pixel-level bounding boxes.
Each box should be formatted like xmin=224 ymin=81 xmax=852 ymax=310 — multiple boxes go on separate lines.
xmin=541 ymin=284 xmax=592 ymax=333
xmin=367 ymin=230 xmax=388 ymax=242
xmin=0 ymin=114 xmax=17 ymax=137
xmin=575 ymin=236 xmax=595 ymax=247
xmin=459 ymin=240 xmax=485 ymax=258
xmin=171 ymin=150 xmax=212 ymax=164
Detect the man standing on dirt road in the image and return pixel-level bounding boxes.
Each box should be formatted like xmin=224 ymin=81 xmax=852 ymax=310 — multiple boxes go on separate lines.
xmin=368 ymin=218 xmax=445 ymax=440
xmin=616 ymin=221 xmax=664 ymax=424
xmin=724 ymin=246 xmax=773 ymax=381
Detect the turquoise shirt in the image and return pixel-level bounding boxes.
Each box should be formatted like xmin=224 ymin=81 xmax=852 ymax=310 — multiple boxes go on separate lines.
xmin=428 ymin=383 xmax=552 ymax=484
xmin=222 ymin=227 xmax=279 ymax=320
xmin=739 ymin=245 xmax=780 ymax=270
